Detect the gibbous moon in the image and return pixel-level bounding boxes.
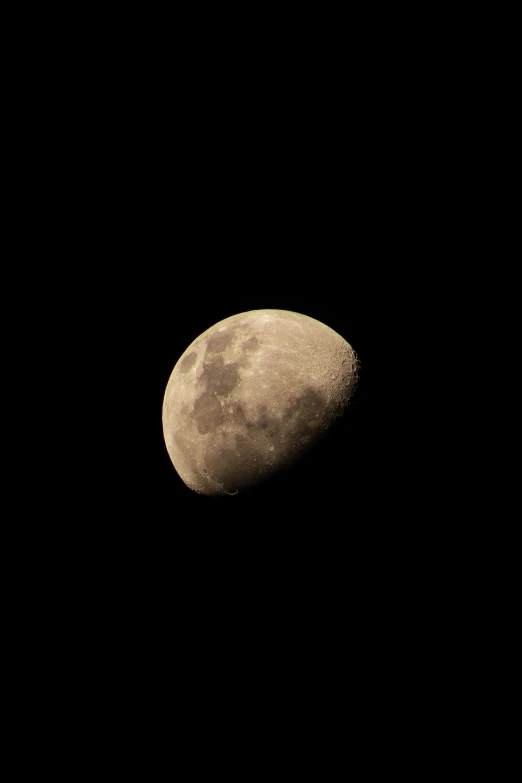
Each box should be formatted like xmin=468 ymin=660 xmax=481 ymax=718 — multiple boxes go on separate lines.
xmin=162 ymin=309 xmax=359 ymax=495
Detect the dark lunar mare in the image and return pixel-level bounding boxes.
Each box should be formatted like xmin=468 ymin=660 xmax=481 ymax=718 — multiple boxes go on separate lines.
xmin=201 ymin=384 xmax=329 ymax=493
xmin=189 ymin=329 xmax=259 ymax=438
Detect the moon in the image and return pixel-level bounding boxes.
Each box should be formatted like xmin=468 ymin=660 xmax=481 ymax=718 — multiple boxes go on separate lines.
xmin=162 ymin=309 xmax=359 ymax=496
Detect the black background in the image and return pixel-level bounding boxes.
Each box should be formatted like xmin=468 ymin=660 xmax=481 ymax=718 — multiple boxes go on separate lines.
xmin=11 ymin=9 xmax=502 ymax=770
xmin=27 ymin=18 xmax=470 ymax=753
xmin=63 ymin=36 xmax=438 ymax=637
xmin=87 ymin=65 xmax=432 ymax=533
xmin=97 ymin=213 xmax=422 ymax=603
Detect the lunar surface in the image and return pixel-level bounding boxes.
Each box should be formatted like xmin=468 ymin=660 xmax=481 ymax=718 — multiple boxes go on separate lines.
xmin=162 ymin=309 xmax=359 ymax=496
